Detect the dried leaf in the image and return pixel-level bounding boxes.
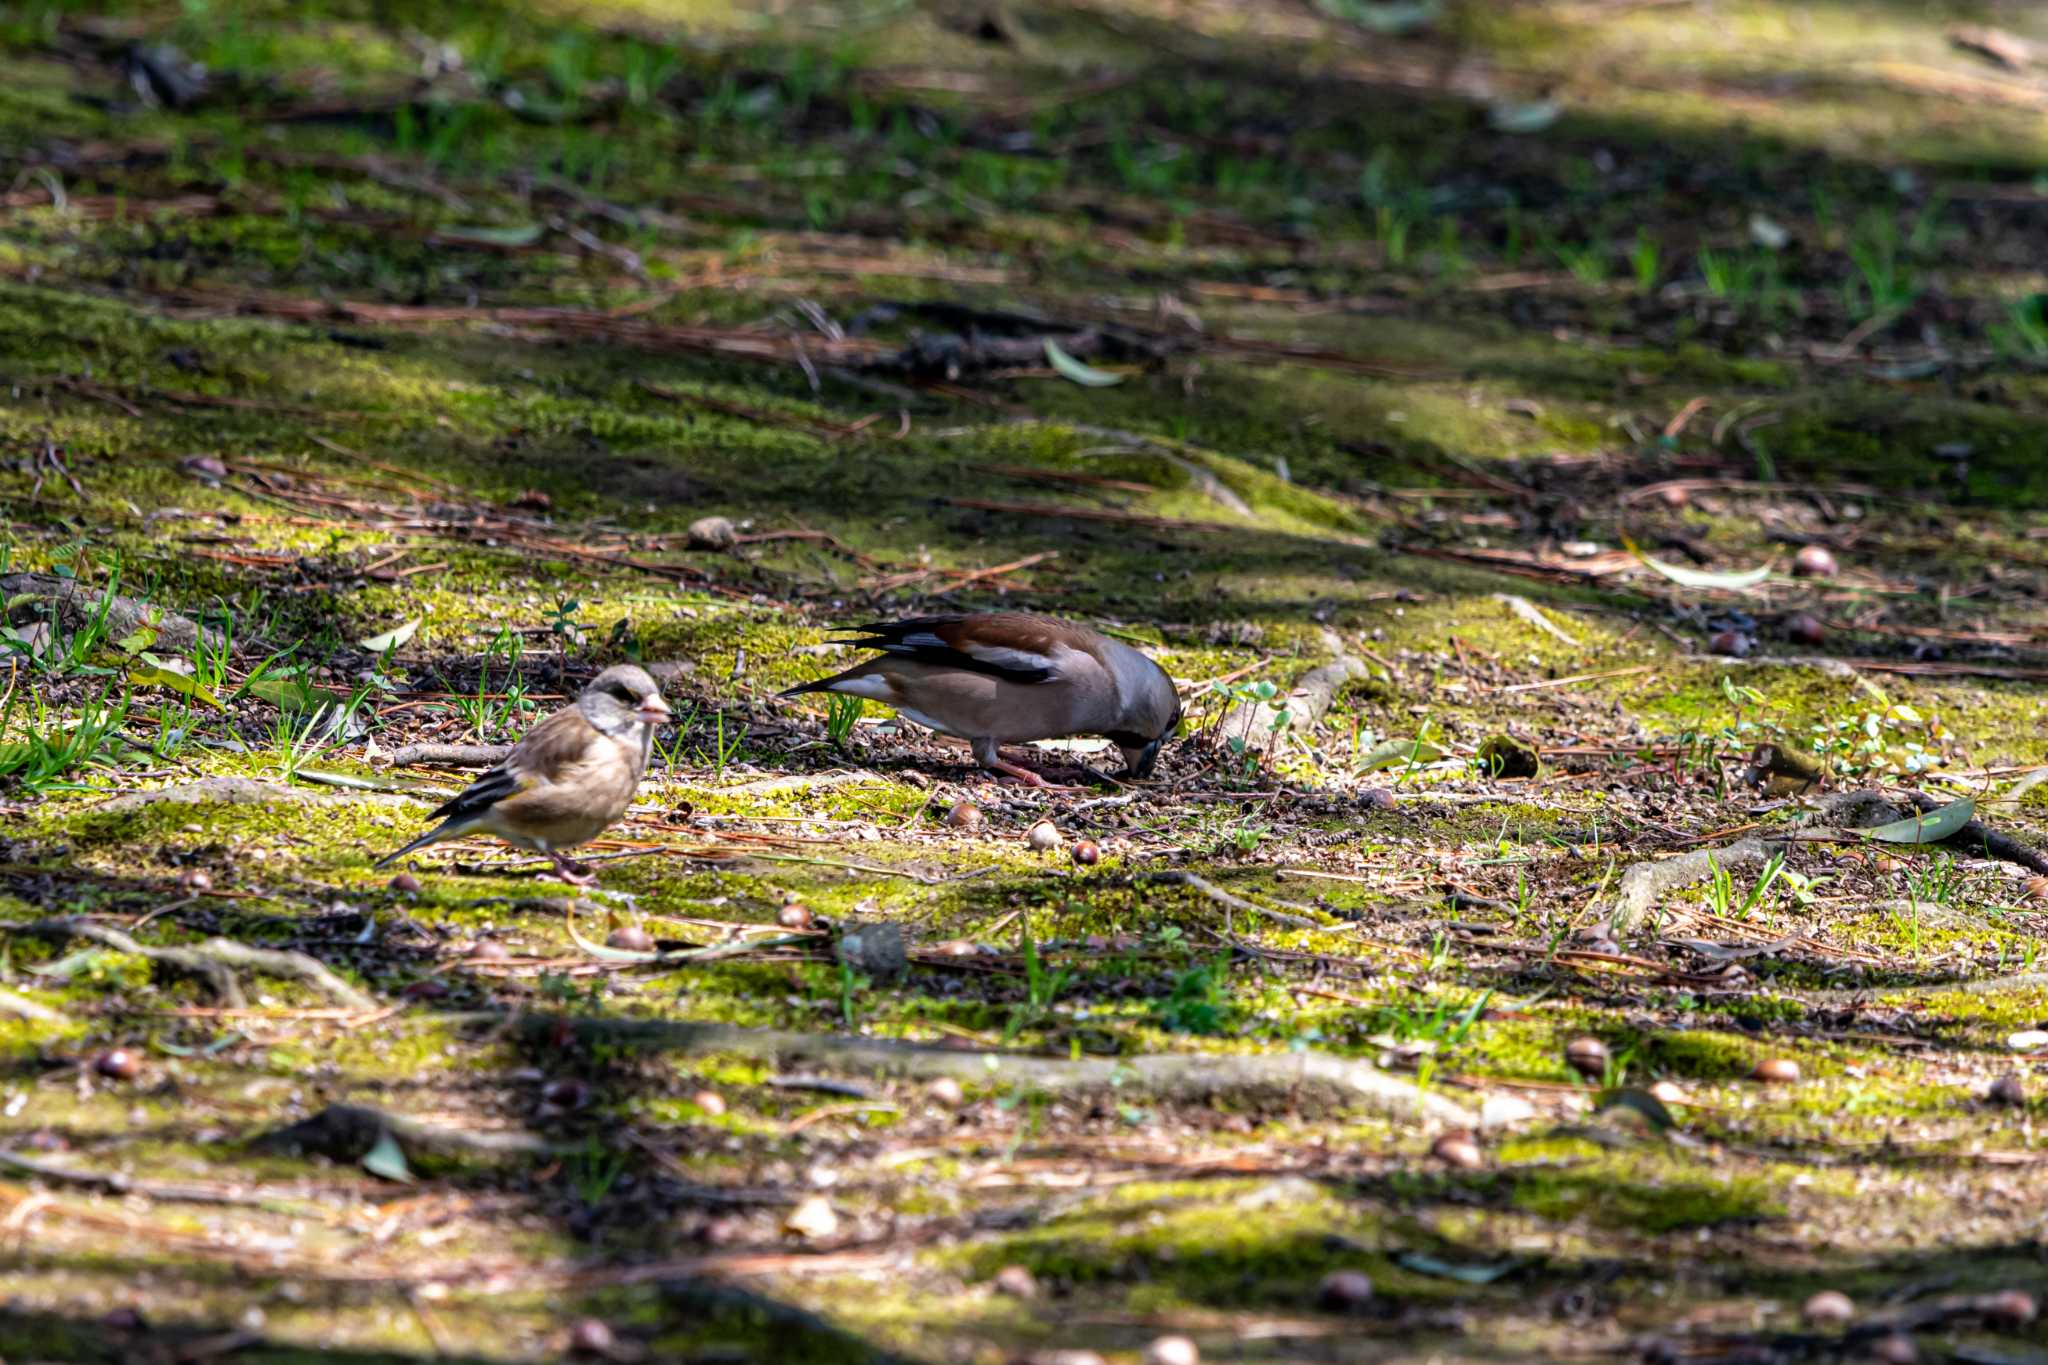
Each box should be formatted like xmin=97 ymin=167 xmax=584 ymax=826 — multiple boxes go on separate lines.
xmin=246 ymin=677 xmax=324 ymax=710
xmin=1864 ymin=797 xmax=1974 ymax=844
xmin=1357 ymin=737 xmax=1445 ymax=772
xmin=1488 ymin=99 xmax=1561 ymax=133
xmin=358 ymin=618 xmax=420 ymax=653
xmin=1044 ymin=340 xmax=1123 ymax=387
xmin=1637 ymin=554 xmax=1771 ymax=591
xmin=435 ymin=223 xmax=545 ymax=248
xmin=1395 ymin=1252 xmax=1520 ymax=1284
xmin=360 ymin=1130 xmax=414 ymax=1183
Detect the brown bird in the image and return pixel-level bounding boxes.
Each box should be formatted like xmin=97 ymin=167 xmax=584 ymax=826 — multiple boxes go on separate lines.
xmin=780 ymin=613 xmax=1180 ymax=786
xmin=376 ymin=664 xmax=671 ymax=885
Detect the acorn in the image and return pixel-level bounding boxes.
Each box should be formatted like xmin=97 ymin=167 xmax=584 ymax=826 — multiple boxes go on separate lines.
xmin=1316 ymin=1269 xmax=1375 ymax=1313
xmin=1709 ymin=629 xmax=1753 ymax=658
xmin=1870 ymin=1331 xmax=1918 ymax=1364
xmin=1657 ymin=484 xmax=1691 ymax=509
xmin=605 ymin=925 xmax=655 ymax=952
xmin=1360 ymin=787 xmax=1397 ymax=812
xmin=1793 ymin=545 xmax=1839 ymax=578
xmin=1751 ymin=1058 xmax=1800 ymax=1084
xmin=1987 ymin=1074 xmax=2027 ymax=1107
xmin=467 ymin=938 xmax=511 ymax=962
xmin=927 ymin=1077 xmax=966 ymax=1108
xmin=777 ymin=903 xmax=814 ymax=930
xmin=566 ymin=1317 xmax=617 ymax=1358
xmin=692 ymin=1089 xmax=727 ymax=1117
xmin=1430 ymin=1132 xmax=1484 ymax=1169
xmin=943 ymin=800 xmax=983 ymax=831
xmin=991 ymin=1264 xmax=1040 ymax=1299
xmin=2025 ymin=876 xmax=2048 ymax=903
xmin=1072 ymin=839 xmax=1101 ymax=867
xmin=1143 ymin=1336 xmax=1200 ymax=1365
xmin=388 ymin=871 xmax=423 ymax=895
xmin=1784 ymin=613 xmax=1827 ymax=647
xmin=1027 ymin=820 xmax=1062 ymax=852
xmin=784 ymin=1194 xmax=840 ymax=1240
xmin=1565 ymin=1036 xmax=1610 ymax=1080
xmin=176 ymin=867 xmax=213 ymax=894
xmin=94 ymin=1049 xmax=142 ymax=1081
xmin=1802 ymin=1289 xmax=1855 ymax=1326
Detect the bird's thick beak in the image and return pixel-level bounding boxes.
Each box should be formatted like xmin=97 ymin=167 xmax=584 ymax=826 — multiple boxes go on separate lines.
xmin=1120 ymin=738 xmax=1164 ymax=780
xmin=636 ymin=697 xmax=673 ymax=725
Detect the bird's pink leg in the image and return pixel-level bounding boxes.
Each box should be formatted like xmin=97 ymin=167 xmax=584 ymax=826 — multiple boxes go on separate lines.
xmin=549 ymin=851 xmax=599 ymax=887
xmin=973 ymin=739 xmax=1085 ymax=792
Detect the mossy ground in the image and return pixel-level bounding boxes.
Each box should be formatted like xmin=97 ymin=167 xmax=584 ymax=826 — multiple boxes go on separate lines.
xmin=4 ymin=0 xmax=2048 ymax=1361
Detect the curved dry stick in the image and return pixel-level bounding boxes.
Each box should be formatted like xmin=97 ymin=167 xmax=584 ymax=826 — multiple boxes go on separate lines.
xmin=17 ymin=920 xmax=376 ymax=1012
xmin=449 ymin=1014 xmax=1473 ymax=1130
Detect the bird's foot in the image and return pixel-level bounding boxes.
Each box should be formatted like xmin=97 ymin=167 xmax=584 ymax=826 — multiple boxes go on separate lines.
xmin=550 ymin=855 xmax=599 ymax=887
xmin=982 ymin=755 xmax=1087 ymax=793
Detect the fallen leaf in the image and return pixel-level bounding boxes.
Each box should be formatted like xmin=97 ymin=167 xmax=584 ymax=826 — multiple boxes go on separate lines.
xmin=1044 ymin=340 xmax=1123 ymax=387
xmin=1357 ymin=737 xmax=1446 ymax=772
xmin=128 ymin=665 xmax=225 ymax=710
xmin=359 ymin=618 xmax=420 ymax=653
xmin=361 ymin=1131 xmax=414 ymax=1183
xmin=1863 ymin=797 xmax=1974 ymax=844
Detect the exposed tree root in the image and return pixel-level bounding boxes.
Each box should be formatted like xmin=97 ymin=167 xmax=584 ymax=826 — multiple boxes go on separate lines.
xmin=452 ymin=1014 xmax=1473 ymax=1128
xmin=378 ymin=743 xmax=511 ymax=768
xmin=12 ymin=919 xmax=377 ymax=1011
xmin=0 ymin=572 xmax=222 ymax=654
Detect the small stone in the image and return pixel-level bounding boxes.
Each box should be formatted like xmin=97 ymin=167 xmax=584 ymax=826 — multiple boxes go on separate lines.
xmin=1656 ymin=484 xmax=1691 ymax=509
xmin=944 ymin=799 xmax=983 ymax=831
xmin=927 ymin=1077 xmax=966 ymax=1108
xmin=1983 ymin=1289 xmax=2037 ymax=1327
xmin=1143 ymin=1336 xmax=1200 ymax=1365
xmin=1565 ymin=1036 xmax=1610 ymax=1080
xmin=1751 ymin=1058 xmax=1800 ymax=1084
xmin=1987 ymin=1074 xmax=2027 ymax=1107
xmin=176 ymin=867 xmax=213 ymax=894
xmin=687 ymin=515 xmax=738 ymax=550
xmin=1316 ymin=1268 xmax=1375 ymax=1312
xmin=777 ymin=903 xmax=814 ymax=930
xmin=2025 ymin=876 xmax=2048 ymax=903
xmin=1709 ymin=629 xmax=1753 ymax=658
xmin=1802 ymin=1289 xmax=1855 ymax=1326
xmin=566 ymin=1317 xmax=616 ymax=1357
xmin=693 ymin=1089 xmax=727 ymax=1116
xmin=181 ymin=455 xmax=228 ymax=482
xmin=1793 ymin=545 xmax=1839 ymax=578
xmin=1647 ymin=1080 xmax=1688 ymax=1106
xmin=1027 ymin=820 xmax=1062 ymax=852
xmin=1784 ymin=612 xmax=1827 ymax=646
xmin=991 ymin=1264 xmax=1039 ymax=1299
xmin=605 ymin=925 xmax=655 ymax=952
xmin=1870 ymin=1331 xmax=1918 ymax=1364
xmin=467 ymin=938 xmax=511 ymax=961
xmin=1071 ymin=839 xmax=1100 ymax=866
xmin=94 ymin=1049 xmax=142 ymax=1081
xmin=388 ymin=871 xmax=423 ymax=895
xmin=784 ymin=1194 xmax=840 ymax=1240
xmin=1430 ymin=1132 xmax=1484 ymax=1169
xmin=1479 ymin=1094 xmax=1536 ymax=1130
xmin=2009 ymin=1029 xmax=2048 ymax=1051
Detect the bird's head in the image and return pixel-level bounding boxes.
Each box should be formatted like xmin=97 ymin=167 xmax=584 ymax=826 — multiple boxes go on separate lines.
xmin=580 ymin=664 xmax=672 ymax=735
xmin=1105 ymin=648 xmax=1182 ymax=781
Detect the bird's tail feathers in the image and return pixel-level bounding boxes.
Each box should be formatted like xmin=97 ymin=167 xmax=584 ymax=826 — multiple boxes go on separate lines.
xmin=374 ymin=822 xmax=456 ymax=869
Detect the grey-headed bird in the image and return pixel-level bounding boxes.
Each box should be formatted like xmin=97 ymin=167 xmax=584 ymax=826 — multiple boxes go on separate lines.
xmin=377 ymin=664 xmax=670 ymax=884
xmin=779 ymin=613 xmax=1179 ymax=786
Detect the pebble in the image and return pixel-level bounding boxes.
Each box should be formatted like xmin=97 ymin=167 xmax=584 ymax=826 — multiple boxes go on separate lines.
xmin=1430 ymin=1132 xmax=1484 ymax=1169
xmin=1143 ymin=1336 xmax=1200 ymax=1365
xmin=785 ymin=1195 xmax=840 ymax=1241
xmin=1027 ymin=820 xmax=1062 ymax=852
xmin=692 ymin=1090 xmax=727 ymax=1117
xmin=567 ymin=1317 xmax=616 ymax=1357
xmin=605 ymin=925 xmax=654 ymax=952
xmin=1802 ymin=1289 xmax=1854 ymax=1326
xmin=1987 ymin=1075 xmax=2027 ymax=1107
xmin=991 ymin=1265 xmax=1040 ymax=1299
xmin=927 ymin=1077 xmax=966 ymax=1108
